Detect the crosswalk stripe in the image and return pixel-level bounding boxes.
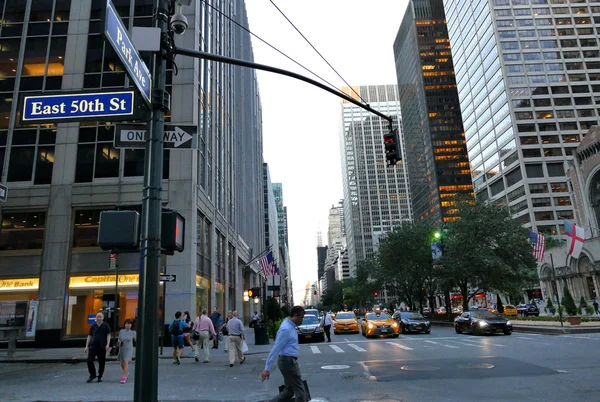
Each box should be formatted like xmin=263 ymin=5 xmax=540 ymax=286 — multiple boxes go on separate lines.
xmin=386 ymin=341 xmax=413 ymax=351
xmin=347 ymin=343 xmax=367 ymax=352
xmin=329 ymin=345 xmax=345 ymax=353
xmin=424 ymin=340 xmax=459 ymax=349
xmin=310 ymin=346 xmax=321 ymax=354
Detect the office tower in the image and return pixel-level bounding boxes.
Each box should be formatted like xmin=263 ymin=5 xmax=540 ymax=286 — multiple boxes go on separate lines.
xmin=443 ymin=0 xmax=596 ymax=234
xmin=394 ymin=0 xmax=474 ymax=225
xmin=0 ymin=0 xmax=264 ymax=346
xmin=272 ymin=182 xmax=291 ymax=302
xmin=340 ymin=85 xmax=412 ymax=276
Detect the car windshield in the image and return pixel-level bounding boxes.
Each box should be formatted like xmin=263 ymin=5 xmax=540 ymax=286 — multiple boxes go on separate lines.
xmin=367 ymin=313 xmax=390 ymax=320
xmin=302 ymin=315 xmax=319 ymax=325
xmin=473 ymin=311 xmax=502 ymax=319
xmin=305 ymin=310 xmax=318 ymax=317
xmin=336 ymin=313 xmax=355 ymax=319
xmin=401 ymin=312 xmax=425 ymax=320
xmin=505 ymin=305 xmax=515 ymax=309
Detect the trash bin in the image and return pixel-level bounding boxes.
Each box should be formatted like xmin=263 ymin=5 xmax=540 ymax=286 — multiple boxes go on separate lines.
xmin=254 ymin=323 xmax=269 ymax=345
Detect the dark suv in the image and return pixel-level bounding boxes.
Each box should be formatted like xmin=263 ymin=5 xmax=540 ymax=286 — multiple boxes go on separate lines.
xmin=516 ymin=304 xmax=539 ymax=316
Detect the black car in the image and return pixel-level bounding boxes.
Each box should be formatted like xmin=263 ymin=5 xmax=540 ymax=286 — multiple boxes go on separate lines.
xmin=516 ymin=304 xmax=539 ymax=316
xmin=393 ymin=311 xmax=431 ymax=334
xmin=454 ymin=310 xmax=513 ymax=336
xmin=296 ymin=314 xmax=325 ymax=343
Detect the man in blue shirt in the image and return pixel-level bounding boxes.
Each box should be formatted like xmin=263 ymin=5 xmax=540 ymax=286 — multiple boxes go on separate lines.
xmin=169 ymin=311 xmax=188 ymax=365
xmin=261 ymin=306 xmax=306 ymax=402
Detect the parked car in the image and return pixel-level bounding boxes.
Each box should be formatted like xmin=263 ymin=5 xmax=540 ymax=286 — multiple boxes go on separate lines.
xmin=296 ymin=314 xmax=325 ymax=343
xmin=454 ymin=310 xmax=513 ymax=336
xmin=516 ymin=304 xmax=539 ymax=316
xmin=452 ymin=306 xmax=463 ymax=314
xmin=393 ymin=311 xmax=431 ymax=334
xmin=436 ymin=306 xmax=447 ymax=315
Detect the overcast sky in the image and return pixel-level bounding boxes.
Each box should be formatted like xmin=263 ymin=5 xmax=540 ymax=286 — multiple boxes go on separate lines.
xmin=245 ymin=0 xmax=409 ymax=303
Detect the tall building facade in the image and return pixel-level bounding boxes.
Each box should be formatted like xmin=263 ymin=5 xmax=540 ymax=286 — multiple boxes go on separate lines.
xmin=272 ymin=182 xmax=292 ymax=303
xmin=443 ymin=0 xmax=599 ymax=235
xmin=394 ymin=0 xmax=474 ymax=225
xmin=0 ymin=0 xmax=265 ymax=346
xmin=340 ymin=85 xmax=412 ymax=276
xmin=327 ymin=202 xmax=344 ymax=248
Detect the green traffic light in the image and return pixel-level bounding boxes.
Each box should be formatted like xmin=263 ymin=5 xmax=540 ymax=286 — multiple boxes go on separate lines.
xmin=433 ymin=232 xmax=441 ymax=239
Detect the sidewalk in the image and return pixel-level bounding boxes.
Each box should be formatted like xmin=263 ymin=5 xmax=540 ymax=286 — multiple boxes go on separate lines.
xmin=0 ymin=326 xmax=273 ymax=364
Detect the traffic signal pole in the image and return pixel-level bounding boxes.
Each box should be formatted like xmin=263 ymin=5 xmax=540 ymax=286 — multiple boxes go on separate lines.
xmin=133 ymin=0 xmax=167 ymax=401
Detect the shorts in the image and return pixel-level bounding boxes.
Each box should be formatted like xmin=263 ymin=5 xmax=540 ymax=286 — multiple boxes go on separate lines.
xmin=172 ymin=335 xmax=184 ymax=349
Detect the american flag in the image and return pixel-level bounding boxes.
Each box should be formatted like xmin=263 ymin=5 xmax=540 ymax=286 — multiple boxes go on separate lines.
xmin=259 ymin=251 xmax=275 ymax=277
xmin=530 ymin=231 xmax=545 ymax=262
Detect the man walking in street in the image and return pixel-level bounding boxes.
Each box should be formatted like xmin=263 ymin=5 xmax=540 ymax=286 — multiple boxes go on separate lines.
xmin=321 ymin=310 xmax=335 ymax=342
xmin=210 ymin=306 xmax=222 ymax=349
xmin=594 ymin=300 xmax=599 ymax=315
xmin=194 ymin=309 xmax=216 ymax=363
xmin=84 ymin=312 xmax=111 ymax=383
xmin=169 ymin=311 xmax=188 ymax=365
xmin=225 ymin=310 xmax=246 ymax=367
xmin=261 ymin=306 xmax=307 ymax=402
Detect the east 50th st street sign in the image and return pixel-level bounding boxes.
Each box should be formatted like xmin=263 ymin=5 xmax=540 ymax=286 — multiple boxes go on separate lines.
xmin=114 ymin=124 xmax=197 ymax=149
xmin=20 ymin=91 xmax=136 ymax=123
xmin=104 ymin=0 xmax=152 ymax=106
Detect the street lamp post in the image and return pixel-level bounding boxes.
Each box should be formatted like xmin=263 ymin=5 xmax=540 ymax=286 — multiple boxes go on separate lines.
xmin=550 ymin=253 xmax=564 ymax=328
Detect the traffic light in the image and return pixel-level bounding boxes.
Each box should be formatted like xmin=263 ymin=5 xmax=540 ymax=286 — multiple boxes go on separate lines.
xmin=383 ymin=129 xmax=401 ymax=166
xmin=248 ymin=287 xmax=261 ymax=298
xmin=374 ymin=291 xmax=378 ymax=296
xmin=161 ymin=210 xmax=185 ymax=254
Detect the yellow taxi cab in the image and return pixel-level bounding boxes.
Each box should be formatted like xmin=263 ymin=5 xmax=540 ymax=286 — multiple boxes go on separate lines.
xmin=333 ymin=311 xmax=359 ymax=334
xmin=503 ymin=304 xmax=518 ymax=316
xmin=361 ymin=310 xmax=399 ymax=338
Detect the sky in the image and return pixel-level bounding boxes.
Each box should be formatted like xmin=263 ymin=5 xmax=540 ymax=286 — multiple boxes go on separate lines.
xmin=245 ymin=0 xmax=410 ymax=302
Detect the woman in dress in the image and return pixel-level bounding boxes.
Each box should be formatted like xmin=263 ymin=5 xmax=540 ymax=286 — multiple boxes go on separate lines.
xmin=183 ymin=311 xmax=195 ymax=355
xmin=118 ymin=319 xmax=136 ymax=384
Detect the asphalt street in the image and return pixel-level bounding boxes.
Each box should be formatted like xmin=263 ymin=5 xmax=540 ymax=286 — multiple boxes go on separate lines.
xmin=1 ymin=327 xmax=600 ymax=401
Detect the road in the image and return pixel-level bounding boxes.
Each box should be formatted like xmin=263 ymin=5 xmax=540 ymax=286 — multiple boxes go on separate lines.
xmin=1 ymin=327 xmax=600 ymax=401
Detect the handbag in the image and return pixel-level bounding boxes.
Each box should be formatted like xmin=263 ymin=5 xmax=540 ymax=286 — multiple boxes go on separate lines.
xmin=109 ymin=343 xmax=119 ymax=356
xmin=242 ymin=340 xmax=248 ymax=353
xmin=192 ymin=331 xmax=200 ymax=341
xmin=279 ymin=380 xmax=311 ymax=401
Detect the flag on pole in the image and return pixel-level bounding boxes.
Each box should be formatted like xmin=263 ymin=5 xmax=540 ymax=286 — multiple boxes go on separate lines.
xmin=529 ymin=231 xmax=545 ymax=262
xmin=259 ymin=251 xmax=275 ymax=277
xmin=564 ymin=220 xmax=585 ymax=259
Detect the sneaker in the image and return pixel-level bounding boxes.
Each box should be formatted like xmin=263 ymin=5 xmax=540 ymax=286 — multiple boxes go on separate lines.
xmin=240 ymin=357 xmax=246 ymax=364
xmin=203 ymin=360 xmax=209 ymax=363
xmin=120 ymin=376 xmax=126 ymax=384
xmin=176 ymin=355 xmax=180 ymax=365
xmin=194 ymin=356 xmax=199 ymax=363
xmin=97 ymin=378 xmax=103 ymax=383
xmin=86 ymin=376 xmax=96 ymax=383
xmin=173 ymin=360 xmax=177 ymax=364
xmin=229 ymin=363 xmax=234 ymax=367
xmin=189 ymin=350 xmax=195 ymax=356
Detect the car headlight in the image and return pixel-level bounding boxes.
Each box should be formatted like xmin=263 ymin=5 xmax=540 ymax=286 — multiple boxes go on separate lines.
xmin=392 ymin=322 xmax=398 ymax=327
xmin=506 ymin=321 xmax=512 ymax=326
xmin=367 ymin=323 xmax=374 ymax=329
xmin=314 ymin=327 xmax=323 ymax=333
xmin=478 ymin=321 xmax=488 ymax=327
xmin=424 ymin=321 xmax=430 ymax=325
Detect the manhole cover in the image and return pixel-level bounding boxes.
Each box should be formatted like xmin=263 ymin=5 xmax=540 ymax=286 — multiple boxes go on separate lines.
xmin=400 ymin=365 xmax=441 ymax=372
xmin=457 ymin=363 xmax=495 ymax=369
xmin=321 ymin=364 xmax=350 ymax=370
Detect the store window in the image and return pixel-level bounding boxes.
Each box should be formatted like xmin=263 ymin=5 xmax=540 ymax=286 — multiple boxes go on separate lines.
xmin=196 ymin=275 xmax=210 ymax=315
xmin=0 ymin=211 xmax=46 ymax=251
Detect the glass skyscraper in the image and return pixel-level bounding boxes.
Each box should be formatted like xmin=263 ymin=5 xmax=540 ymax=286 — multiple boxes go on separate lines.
xmin=394 ymin=0 xmax=474 ymax=225
xmin=340 ymin=85 xmax=412 ymax=275
xmin=443 ymin=0 xmax=598 ymax=234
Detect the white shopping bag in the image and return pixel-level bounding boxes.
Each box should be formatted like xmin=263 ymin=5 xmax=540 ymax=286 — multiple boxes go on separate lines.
xmin=242 ymin=340 xmax=248 ymax=353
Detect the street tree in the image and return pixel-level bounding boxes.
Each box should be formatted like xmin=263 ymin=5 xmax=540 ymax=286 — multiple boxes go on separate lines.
xmin=438 ymin=198 xmax=538 ymax=310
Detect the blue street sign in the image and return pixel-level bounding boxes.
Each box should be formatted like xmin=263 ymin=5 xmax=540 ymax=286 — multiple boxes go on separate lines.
xmin=88 ymin=314 xmax=97 ymax=324
xmin=21 ymin=91 xmax=136 ymax=123
xmin=104 ymin=0 xmax=152 ymax=106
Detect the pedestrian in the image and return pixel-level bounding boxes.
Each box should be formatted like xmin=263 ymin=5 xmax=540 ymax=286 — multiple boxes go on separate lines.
xmin=84 ymin=312 xmax=111 ymax=383
xmin=169 ymin=311 xmax=188 ymax=365
xmin=225 ymin=310 xmax=246 ymax=367
xmin=210 ymin=306 xmax=222 ymax=349
xmin=261 ymin=306 xmax=307 ymax=402
xmin=223 ymin=311 xmax=233 ymax=353
xmin=193 ymin=309 xmax=216 ymax=363
xmin=320 ymin=310 xmax=335 ymax=342
xmin=594 ymin=300 xmax=599 ymax=315
xmin=250 ymin=311 xmax=260 ymax=328
xmin=117 ymin=318 xmax=136 ymax=384
xmin=182 ymin=311 xmax=195 ymax=355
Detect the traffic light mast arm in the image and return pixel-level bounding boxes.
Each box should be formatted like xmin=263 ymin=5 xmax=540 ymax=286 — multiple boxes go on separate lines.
xmin=174 ymin=46 xmax=393 ymax=128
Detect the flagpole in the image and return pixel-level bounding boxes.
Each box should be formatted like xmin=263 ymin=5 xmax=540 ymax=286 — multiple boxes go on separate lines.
xmin=550 ymin=253 xmax=564 ymax=328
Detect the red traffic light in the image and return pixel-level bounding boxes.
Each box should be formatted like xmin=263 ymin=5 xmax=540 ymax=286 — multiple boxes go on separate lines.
xmin=374 ymin=291 xmax=378 ymax=296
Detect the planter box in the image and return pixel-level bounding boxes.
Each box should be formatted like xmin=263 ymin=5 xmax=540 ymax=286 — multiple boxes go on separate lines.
xmin=567 ymin=316 xmax=582 ymax=325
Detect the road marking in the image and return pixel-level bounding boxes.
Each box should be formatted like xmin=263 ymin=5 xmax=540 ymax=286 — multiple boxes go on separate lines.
xmin=424 ymin=340 xmax=459 ymax=349
xmin=386 ymin=341 xmax=413 ymax=350
xmin=329 ymin=345 xmax=345 ymax=353
xmin=557 ymin=369 xmax=568 ymax=373
xmin=360 ymin=361 xmax=377 ymax=381
xmin=347 ymin=343 xmax=367 ymax=352
xmin=310 ymin=346 xmax=321 ymax=354
xmin=558 ymin=335 xmax=600 ymax=340
xmin=344 ymin=338 xmax=351 ymax=342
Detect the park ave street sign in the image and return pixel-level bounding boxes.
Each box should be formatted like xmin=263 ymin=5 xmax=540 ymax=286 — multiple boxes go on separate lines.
xmin=104 ymin=0 xmax=152 ymax=106
xmin=159 ymin=274 xmax=176 ymax=282
xmin=114 ymin=124 xmax=197 ymax=149
xmin=0 ymin=183 xmax=7 ymax=202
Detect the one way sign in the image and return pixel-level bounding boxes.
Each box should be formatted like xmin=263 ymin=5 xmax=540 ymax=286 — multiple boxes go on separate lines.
xmin=159 ymin=274 xmax=177 ymax=282
xmin=114 ymin=124 xmax=197 ymax=149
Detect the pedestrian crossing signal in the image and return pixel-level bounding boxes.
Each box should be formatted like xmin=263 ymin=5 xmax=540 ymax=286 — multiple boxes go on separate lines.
xmin=383 ymin=129 xmax=401 ymax=166
xmin=248 ymin=287 xmax=261 ymax=298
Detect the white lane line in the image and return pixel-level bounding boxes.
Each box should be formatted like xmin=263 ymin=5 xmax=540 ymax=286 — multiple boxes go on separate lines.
xmin=329 ymin=345 xmax=345 ymax=353
xmin=386 ymin=341 xmax=413 ymax=351
xmin=347 ymin=343 xmax=367 ymax=352
xmin=310 ymin=346 xmax=321 ymax=354
xmin=558 ymin=335 xmax=600 ymax=340
xmin=424 ymin=340 xmax=459 ymax=349
xmin=344 ymin=338 xmax=351 ymax=342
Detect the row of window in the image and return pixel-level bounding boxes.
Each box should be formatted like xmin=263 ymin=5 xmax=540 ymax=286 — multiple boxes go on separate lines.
xmin=513 ymin=97 xmax=600 ymax=107
xmin=501 ymin=38 xmax=598 ymax=49
xmin=515 ymin=109 xmax=598 ymax=119
xmin=518 ymin=121 xmax=595 ymax=132
xmin=497 ymin=16 xmax=595 ymax=28
xmin=500 ymin=27 xmax=600 ymax=37
xmin=494 ymin=0 xmax=600 ymax=5
xmin=495 ymin=6 xmax=600 ymax=16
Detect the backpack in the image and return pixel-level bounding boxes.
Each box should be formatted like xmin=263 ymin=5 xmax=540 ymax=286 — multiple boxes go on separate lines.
xmin=170 ymin=319 xmax=183 ymax=336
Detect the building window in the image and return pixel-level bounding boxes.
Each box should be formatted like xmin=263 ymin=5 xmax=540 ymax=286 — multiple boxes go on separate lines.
xmin=532 ymin=197 xmax=552 ymax=207
xmin=551 ymin=182 xmax=568 ymax=192
xmin=0 ymin=211 xmax=46 ymax=251
xmin=547 ymin=163 xmax=565 ymax=176
xmin=535 ymin=211 xmax=554 ymax=221
xmin=7 ymin=128 xmax=56 ymax=184
xmin=526 ymin=164 xmax=544 ymax=178
xmin=506 ymin=167 xmax=523 ymax=187
xmin=73 ymin=209 xmax=103 ymax=248
xmin=554 ymin=196 xmax=571 ymax=206
xmin=530 ymin=183 xmax=549 ymax=193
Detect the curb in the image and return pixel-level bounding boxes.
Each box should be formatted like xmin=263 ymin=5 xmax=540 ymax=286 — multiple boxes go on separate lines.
xmin=430 ymin=320 xmax=600 ymax=334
